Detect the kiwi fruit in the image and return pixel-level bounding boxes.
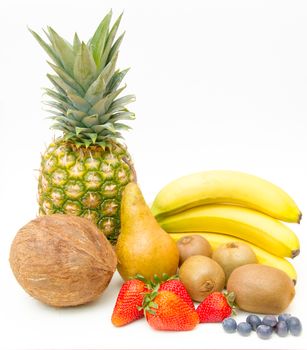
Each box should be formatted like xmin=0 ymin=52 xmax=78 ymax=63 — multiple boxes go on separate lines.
xmin=212 ymin=242 xmax=257 ymax=282
xmin=179 ymin=255 xmax=225 ymax=302
xmin=177 ymin=235 xmax=212 ymax=265
xmin=227 ymin=264 xmax=295 ymax=314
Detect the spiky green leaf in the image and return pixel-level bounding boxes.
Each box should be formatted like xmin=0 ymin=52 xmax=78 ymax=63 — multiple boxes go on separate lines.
xmin=101 ymin=122 xmax=116 ymax=133
xmin=67 ymin=109 xmax=87 ymax=121
xmin=47 ymin=61 xmax=84 ymax=95
xmin=96 ymin=140 xmax=107 ymax=148
xmin=75 ymin=126 xmax=92 ymax=135
xmin=91 ymin=124 xmax=106 ymax=133
xmin=63 ymin=132 xmax=76 ymax=141
xmin=105 ymin=68 xmax=129 ymax=94
xmin=107 ymin=133 xmax=124 ymax=141
xmin=92 ymin=122 xmax=117 ymax=134
xmin=51 ymin=123 xmax=71 ymax=132
xmin=99 ymin=13 xmax=123 ymax=70
xmin=52 ymin=115 xmax=82 ymax=127
xmin=101 ymin=52 xmax=119 ymax=90
xmin=107 ymin=32 xmax=125 ymax=65
xmin=109 ymin=94 xmax=135 ymax=112
xmin=74 ymin=42 xmax=97 ymax=89
xmin=43 ymin=100 xmax=67 ymax=113
xmin=90 ymin=10 xmax=112 ymax=66
xmin=84 ymin=71 xmax=106 ymax=105
xmin=82 ymin=114 xmax=100 ymax=127
xmin=84 ymin=52 xmax=119 ymax=105
xmin=45 ymin=111 xmax=67 ymax=118
xmin=83 ymin=139 xmax=92 ymax=148
xmin=98 ymin=112 xmax=112 ymax=124
xmin=73 ymin=33 xmax=81 ymax=54
xmin=29 ymin=28 xmax=63 ymax=67
xmin=109 ymin=111 xmax=135 ymax=122
xmin=43 ymin=89 xmax=70 ymax=108
xmin=47 ymin=74 xmax=65 ymax=94
xmin=47 ymin=74 xmax=80 ymax=96
xmin=66 ymin=91 xmax=91 ymax=112
xmin=32 ymin=13 xmax=135 ymax=148
xmin=84 ymin=133 xmax=98 ymax=144
xmin=113 ymin=123 xmax=131 ymax=131
xmin=47 ymin=26 xmax=75 ymax=74
xmin=96 ymin=132 xmax=123 ymax=142
xmin=89 ymin=86 xmax=126 ymax=116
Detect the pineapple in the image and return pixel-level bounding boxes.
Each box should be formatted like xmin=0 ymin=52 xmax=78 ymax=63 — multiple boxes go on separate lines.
xmin=31 ymin=11 xmax=136 ymax=244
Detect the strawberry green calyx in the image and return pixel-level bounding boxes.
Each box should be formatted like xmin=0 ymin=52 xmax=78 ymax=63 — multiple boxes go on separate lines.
xmin=224 ymin=291 xmax=236 ymax=315
xmin=140 ymin=289 xmax=159 ymax=316
xmin=136 ymin=274 xmax=178 ymax=315
xmin=133 ymin=273 xmax=178 ymax=289
xmin=138 ymin=274 xmax=195 ymax=315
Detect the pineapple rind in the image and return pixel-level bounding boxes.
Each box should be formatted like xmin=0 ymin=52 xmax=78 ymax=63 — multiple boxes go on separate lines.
xmin=38 ymin=139 xmax=135 ymax=243
xmin=33 ymin=12 xmax=136 ymax=243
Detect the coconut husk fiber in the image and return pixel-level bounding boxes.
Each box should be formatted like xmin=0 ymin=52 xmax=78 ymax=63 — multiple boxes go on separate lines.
xmin=9 ymin=214 xmax=117 ymax=307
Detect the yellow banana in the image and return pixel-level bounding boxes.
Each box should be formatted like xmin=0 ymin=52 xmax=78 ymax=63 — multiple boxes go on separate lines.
xmin=169 ymin=232 xmax=297 ymax=284
xmin=152 ymin=170 xmax=301 ymax=223
xmin=159 ymin=205 xmax=300 ymax=258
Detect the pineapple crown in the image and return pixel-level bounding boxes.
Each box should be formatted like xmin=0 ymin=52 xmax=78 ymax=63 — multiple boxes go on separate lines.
xmin=30 ymin=11 xmax=135 ymax=148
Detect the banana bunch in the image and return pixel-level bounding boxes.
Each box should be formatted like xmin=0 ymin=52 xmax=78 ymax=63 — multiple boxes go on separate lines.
xmin=152 ymin=170 xmax=301 ymax=279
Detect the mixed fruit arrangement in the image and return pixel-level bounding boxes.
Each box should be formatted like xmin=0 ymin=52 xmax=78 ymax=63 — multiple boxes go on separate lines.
xmin=8 ymin=10 xmax=303 ymax=340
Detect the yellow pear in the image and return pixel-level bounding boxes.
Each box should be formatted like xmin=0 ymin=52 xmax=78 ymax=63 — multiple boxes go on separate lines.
xmin=116 ymin=182 xmax=179 ymax=281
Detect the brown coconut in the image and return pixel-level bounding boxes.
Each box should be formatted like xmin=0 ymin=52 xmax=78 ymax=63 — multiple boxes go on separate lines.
xmin=9 ymin=214 xmax=117 ymax=307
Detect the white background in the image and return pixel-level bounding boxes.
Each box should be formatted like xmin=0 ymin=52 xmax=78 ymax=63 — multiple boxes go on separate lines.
xmin=0 ymin=0 xmax=306 ymax=349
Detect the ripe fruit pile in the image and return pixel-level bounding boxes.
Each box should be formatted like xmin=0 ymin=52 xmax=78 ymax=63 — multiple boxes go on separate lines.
xmin=8 ymin=8 xmax=303 ymax=340
xmin=152 ymin=170 xmax=301 ymax=283
xmin=111 ymin=275 xmax=234 ymax=331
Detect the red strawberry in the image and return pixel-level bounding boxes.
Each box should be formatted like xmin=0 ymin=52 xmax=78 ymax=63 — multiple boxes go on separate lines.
xmin=112 ymin=279 xmax=147 ymax=327
xmin=196 ymin=292 xmax=235 ymax=323
xmin=145 ymin=290 xmax=199 ymax=331
xmin=159 ymin=279 xmax=195 ymax=309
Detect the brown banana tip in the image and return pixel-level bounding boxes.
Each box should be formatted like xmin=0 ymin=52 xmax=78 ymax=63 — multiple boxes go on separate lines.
xmin=291 ymin=249 xmax=300 ymax=258
xmin=298 ymin=211 xmax=302 ymax=224
xmin=293 ymin=279 xmax=297 ymax=286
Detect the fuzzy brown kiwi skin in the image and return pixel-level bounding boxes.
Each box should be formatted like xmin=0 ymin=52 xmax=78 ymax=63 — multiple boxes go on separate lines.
xmin=212 ymin=242 xmax=257 ymax=283
xmin=177 ymin=235 xmax=212 ymax=266
xmin=179 ymin=255 xmax=225 ymax=302
xmin=227 ymin=264 xmax=295 ymax=314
